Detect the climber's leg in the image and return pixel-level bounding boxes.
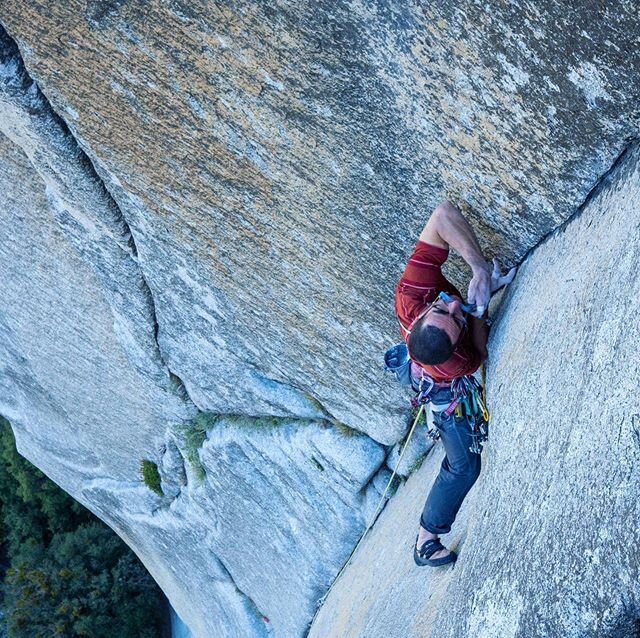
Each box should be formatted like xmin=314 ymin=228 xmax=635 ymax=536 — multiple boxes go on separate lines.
xmin=416 ymin=409 xmax=482 ymax=560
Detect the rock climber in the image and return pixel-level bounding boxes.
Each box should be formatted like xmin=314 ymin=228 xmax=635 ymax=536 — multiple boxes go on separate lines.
xmin=394 ymin=200 xmax=516 ymax=566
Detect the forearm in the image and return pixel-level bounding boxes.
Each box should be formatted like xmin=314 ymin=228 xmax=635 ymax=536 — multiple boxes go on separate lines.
xmin=425 ymin=202 xmax=489 ymax=274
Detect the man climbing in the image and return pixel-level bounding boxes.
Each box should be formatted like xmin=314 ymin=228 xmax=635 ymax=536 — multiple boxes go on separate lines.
xmin=394 ymin=200 xmax=516 ymax=567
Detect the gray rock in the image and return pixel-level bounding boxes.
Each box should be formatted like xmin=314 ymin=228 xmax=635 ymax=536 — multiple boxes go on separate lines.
xmin=158 ymin=438 xmax=188 ymax=500
xmin=2 ymin=1 xmax=640 ymax=443
xmin=0 ymin=62 xmax=386 ymax=638
xmin=309 ymin=144 xmax=640 ymax=638
xmin=0 ymin=2 xmax=639 ymax=637
xmin=361 ymin=466 xmax=395 ymax=526
xmin=193 ymin=416 xmax=386 ymax=636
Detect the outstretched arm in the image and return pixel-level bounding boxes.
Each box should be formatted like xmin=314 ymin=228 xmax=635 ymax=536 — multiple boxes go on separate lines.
xmin=418 ymin=201 xmax=491 ymax=311
xmin=472 ymin=258 xmax=517 ymax=360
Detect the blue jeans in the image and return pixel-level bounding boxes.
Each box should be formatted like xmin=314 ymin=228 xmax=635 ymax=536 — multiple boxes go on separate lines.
xmin=419 ymin=386 xmax=482 ymax=535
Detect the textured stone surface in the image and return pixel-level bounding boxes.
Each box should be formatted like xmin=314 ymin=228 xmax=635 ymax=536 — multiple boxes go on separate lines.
xmin=0 ymin=40 xmax=387 ymax=637
xmin=0 ymin=2 xmax=640 ymax=637
xmin=1 ymin=1 xmax=639 ymax=443
xmin=309 ymin=144 xmax=640 ymax=638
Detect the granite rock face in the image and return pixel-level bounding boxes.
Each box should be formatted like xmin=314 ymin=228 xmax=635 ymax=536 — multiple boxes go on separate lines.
xmin=1 ymin=1 xmax=639 ymax=443
xmin=0 ymin=1 xmax=639 ymax=636
xmin=0 ymin=34 xmax=387 ymax=638
xmin=309 ymin=145 xmax=640 ymax=638
xmin=0 ymin=120 xmax=388 ymax=636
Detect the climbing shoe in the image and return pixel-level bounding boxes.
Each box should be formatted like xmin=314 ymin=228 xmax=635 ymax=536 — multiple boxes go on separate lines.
xmin=413 ymin=536 xmax=457 ymax=567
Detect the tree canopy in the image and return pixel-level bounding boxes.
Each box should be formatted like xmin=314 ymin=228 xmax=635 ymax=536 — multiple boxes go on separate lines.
xmin=0 ymin=418 xmax=165 ymax=637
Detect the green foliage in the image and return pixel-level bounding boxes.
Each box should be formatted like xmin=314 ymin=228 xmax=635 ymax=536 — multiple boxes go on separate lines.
xmin=140 ymin=459 xmax=163 ymax=496
xmin=5 ymin=524 xmax=162 ymax=638
xmin=332 ymin=421 xmax=361 ymax=437
xmin=178 ymin=412 xmax=216 ymax=482
xmin=0 ymin=422 xmax=86 ymax=555
xmin=0 ymin=417 xmax=165 ymax=637
xmin=218 ymin=414 xmax=301 ymax=428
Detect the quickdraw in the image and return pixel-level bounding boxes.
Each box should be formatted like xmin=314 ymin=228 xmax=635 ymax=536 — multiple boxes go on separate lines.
xmin=452 ymin=374 xmax=489 ymax=454
xmin=412 ymin=369 xmax=490 ymax=454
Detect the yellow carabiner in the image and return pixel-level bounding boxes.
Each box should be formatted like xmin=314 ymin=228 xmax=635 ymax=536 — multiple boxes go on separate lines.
xmin=477 ymin=394 xmax=490 ymax=422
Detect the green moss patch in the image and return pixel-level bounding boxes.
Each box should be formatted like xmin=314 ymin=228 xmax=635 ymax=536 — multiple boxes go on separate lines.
xmin=177 ymin=412 xmax=217 ymax=482
xmin=140 ymin=459 xmax=163 ymax=496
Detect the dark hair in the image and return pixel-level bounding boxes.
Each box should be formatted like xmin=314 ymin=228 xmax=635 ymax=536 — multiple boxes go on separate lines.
xmin=408 ymin=319 xmax=454 ymax=365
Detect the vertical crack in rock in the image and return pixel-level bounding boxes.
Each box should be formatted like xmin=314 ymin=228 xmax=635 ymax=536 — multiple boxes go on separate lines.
xmin=0 ymin=23 xmax=394 ymax=636
xmin=213 ymin=553 xmax=272 ymax=638
xmin=490 ymin=138 xmax=639 ymax=342
xmin=0 ymin=22 xmax=196 ymax=410
xmin=514 ymin=139 xmax=639 ymax=270
xmin=0 ymin=22 xmax=358 ymax=437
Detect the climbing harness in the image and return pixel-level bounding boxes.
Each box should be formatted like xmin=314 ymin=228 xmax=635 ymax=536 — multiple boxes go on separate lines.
xmin=385 ymin=340 xmax=490 ymax=453
xmin=311 ymin=361 xmax=490 ymax=620
xmin=408 ymin=366 xmax=490 ymax=455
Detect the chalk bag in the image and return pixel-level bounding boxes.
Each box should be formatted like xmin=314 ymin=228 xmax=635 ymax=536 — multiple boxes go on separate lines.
xmin=384 ymin=342 xmax=413 ymax=386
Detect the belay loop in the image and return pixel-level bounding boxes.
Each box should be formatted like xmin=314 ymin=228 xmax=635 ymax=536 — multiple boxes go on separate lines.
xmin=409 ymin=374 xmax=441 ymax=443
xmin=411 ymin=375 xmax=434 ymax=407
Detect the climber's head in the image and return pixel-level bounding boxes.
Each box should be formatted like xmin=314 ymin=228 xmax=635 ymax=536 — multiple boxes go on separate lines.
xmin=407 ymin=294 xmax=466 ymax=366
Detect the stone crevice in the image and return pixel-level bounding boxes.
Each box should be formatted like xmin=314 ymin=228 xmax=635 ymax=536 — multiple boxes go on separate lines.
xmin=214 ymin=553 xmax=272 ymax=638
xmin=0 ymin=21 xmax=198 ymax=410
xmin=512 ymin=139 xmax=639 ymax=271
xmin=1 ymin=22 xmax=369 ymax=445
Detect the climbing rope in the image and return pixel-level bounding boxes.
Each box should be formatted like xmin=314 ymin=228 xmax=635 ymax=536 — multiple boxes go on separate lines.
xmin=311 ymin=400 xmax=427 ymax=615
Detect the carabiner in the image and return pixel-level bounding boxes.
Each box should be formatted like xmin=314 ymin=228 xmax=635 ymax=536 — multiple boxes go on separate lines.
xmin=477 ymin=394 xmax=490 ymax=422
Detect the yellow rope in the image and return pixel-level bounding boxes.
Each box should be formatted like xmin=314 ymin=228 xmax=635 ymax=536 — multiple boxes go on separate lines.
xmin=480 ymin=363 xmax=490 ymax=422
xmin=311 ymin=402 xmax=426 ymax=617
